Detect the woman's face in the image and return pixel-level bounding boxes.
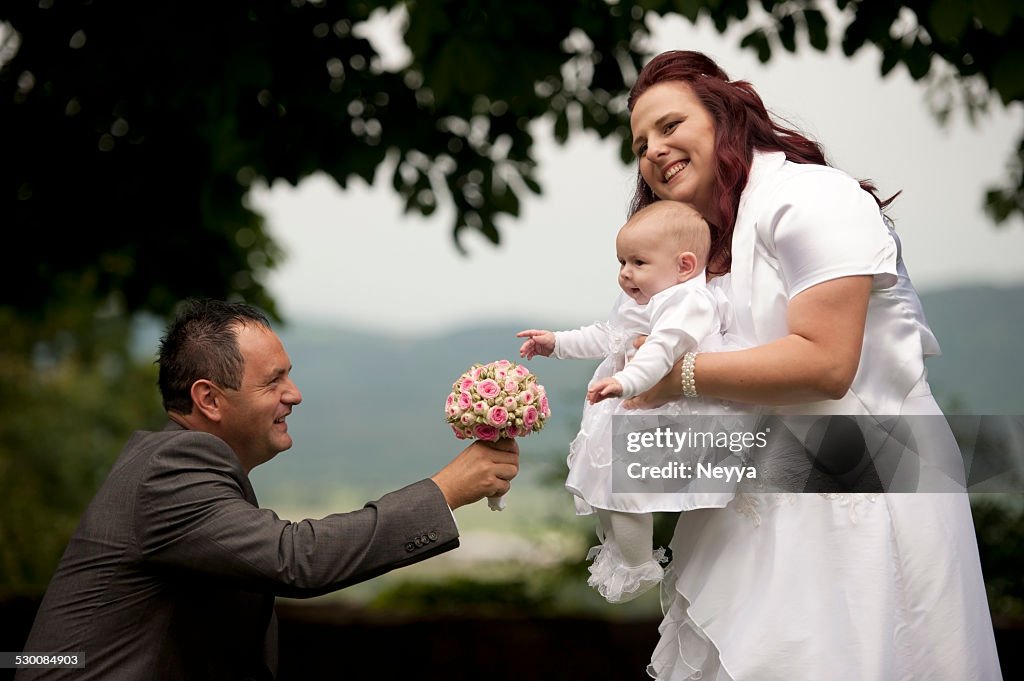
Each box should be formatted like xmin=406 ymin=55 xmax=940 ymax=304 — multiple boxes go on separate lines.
xmin=630 ymin=81 xmax=717 ymax=220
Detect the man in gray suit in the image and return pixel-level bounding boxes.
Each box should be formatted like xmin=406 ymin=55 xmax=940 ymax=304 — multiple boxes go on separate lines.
xmin=16 ymin=299 xmax=519 ymax=680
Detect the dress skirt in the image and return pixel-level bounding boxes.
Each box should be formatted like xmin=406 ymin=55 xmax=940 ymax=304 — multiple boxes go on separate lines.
xmin=646 ymin=384 xmax=1003 ymax=681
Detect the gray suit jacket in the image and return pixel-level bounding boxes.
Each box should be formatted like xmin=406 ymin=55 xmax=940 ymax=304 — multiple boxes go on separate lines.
xmin=17 ymin=422 xmax=459 ymax=680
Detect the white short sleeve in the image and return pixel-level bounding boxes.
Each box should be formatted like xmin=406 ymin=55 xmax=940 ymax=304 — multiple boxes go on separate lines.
xmin=765 ymin=167 xmax=897 ymax=299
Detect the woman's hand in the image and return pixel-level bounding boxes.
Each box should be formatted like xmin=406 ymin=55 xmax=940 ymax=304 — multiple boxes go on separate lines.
xmin=623 ymin=275 xmax=871 ymax=408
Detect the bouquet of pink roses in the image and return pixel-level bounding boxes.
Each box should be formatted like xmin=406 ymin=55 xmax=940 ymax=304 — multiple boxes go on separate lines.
xmin=445 ymin=359 xmax=551 ymax=510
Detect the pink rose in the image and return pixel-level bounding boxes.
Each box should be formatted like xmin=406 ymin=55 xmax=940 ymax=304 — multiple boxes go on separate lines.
xmin=494 ymin=367 xmax=508 ymax=381
xmin=476 ymin=379 xmax=501 ymax=399
xmin=474 ymin=423 xmax=500 ymax=441
xmin=457 ymin=392 xmax=473 ymax=410
xmin=495 ymin=359 xmax=512 ymax=368
xmin=460 ymin=377 xmax=475 ymax=392
xmin=452 ymin=424 xmax=469 ymax=439
xmin=523 ymin=405 xmax=539 ymax=428
xmin=519 ymin=389 xmax=536 ymax=405
xmin=504 ymin=396 xmax=518 ymax=410
xmin=473 ymin=400 xmax=488 ymax=414
xmin=487 ymin=406 xmax=509 ymax=427
xmin=513 ymin=365 xmax=530 ymax=379
xmin=471 ymin=366 xmax=485 ymax=380
xmin=460 ymin=412 xmax=476 ymax=426
xmin=504 ymin=379 xmax=518 ymax=393
xmin=539 ymin=396 xmax=550 ymax=416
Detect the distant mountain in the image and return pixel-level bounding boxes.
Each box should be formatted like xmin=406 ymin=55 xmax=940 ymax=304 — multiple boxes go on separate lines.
xmin=169 ymin=282 xmax=1021 ymax=507
xmin=917 ymin=284 xmax=1023 ymax=415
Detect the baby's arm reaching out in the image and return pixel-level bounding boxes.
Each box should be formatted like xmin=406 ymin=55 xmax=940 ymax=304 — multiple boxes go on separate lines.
xmin=516 ymin=329 xmax=556 ymax=359
xmin=587 ymin=377 xmax=623 ymax=404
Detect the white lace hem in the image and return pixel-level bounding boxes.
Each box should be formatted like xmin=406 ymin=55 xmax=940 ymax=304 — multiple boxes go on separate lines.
xmin=585 ymin=543 xmax=668 ymax=604
xmin=647 ymin=588 xmax=729 ymax=681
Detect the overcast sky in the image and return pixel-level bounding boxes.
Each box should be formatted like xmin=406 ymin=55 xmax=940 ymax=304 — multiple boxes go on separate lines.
xmin=249 ymin=10 xmax=1024 ymax=337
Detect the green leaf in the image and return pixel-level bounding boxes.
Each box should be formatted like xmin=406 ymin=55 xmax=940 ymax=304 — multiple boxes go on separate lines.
xmin=904 ymin=40 xmax=933 ymax=80
xmin=928 ymin=0 xmax=972 ymax=42
xmin=974 ymin=0 xmax=1015 ymax=36
xmin=479 ymin=220 xmax=501 ymax=245
xmin=492 ymin=186 xmax=521 ymax=218
xmin=672 ymin=0 xmax=704 ymax=22
xmin=880 ymin=43 xmax=903 ymax=77
xmin=842 ymin=13 xmax=870 ymax=56
xmin=553 ymin=108 xmax=570 ymax=144
xmin=778 ymin=13 xmax=797 ymax=53
xmin=991 ymin=51 xmax=1024 ymax=103
xmin=740 ymin=28 xmax=773 ymax=63
xmin=804 ymin=8 xmax=829 ymax=51
xmin=521 ymin=173 xmax=543 ymax=195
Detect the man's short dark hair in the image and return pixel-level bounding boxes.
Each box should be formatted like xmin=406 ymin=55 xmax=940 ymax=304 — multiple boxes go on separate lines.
xmin=158 ymin=299 xmax=272 ymax=414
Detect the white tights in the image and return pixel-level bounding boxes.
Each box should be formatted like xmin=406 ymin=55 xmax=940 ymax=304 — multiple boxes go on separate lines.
xmin=596 ymin=509 xmax=654 ymax=567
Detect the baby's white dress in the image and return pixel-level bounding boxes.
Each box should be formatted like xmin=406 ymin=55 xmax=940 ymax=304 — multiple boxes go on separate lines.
xmin=556 ymin=276 xmax=748 ymax=518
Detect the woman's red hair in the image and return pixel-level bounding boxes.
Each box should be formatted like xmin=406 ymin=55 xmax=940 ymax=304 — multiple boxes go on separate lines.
xmin=627 ymin=50 xmax=896 ymax=276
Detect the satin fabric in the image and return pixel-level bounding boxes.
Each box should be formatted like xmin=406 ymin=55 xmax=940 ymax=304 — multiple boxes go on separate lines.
xmin=555 ymin=278 xmax=743 ymax=515
xmin=649 ymin=152 xmax=1003 ymax=681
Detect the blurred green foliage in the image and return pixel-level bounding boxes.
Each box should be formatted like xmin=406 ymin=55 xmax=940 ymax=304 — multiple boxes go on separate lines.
xmin=971 ymin=495 xmax=1024 ymax=619
xmin=0 ymin=309 xmax=165 ymax=597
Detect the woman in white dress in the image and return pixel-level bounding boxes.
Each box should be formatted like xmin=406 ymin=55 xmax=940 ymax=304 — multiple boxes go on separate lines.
xmin=622 ymin=51 xmax=1003 ymax=681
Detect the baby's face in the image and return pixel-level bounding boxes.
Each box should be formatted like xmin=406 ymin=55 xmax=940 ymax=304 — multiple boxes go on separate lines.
xmin=615 ymin=221 xmax=688 ymax=305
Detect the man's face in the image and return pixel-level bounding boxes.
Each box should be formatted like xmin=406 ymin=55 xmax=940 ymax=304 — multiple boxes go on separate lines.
xmin=218 ymin=324 xmax=302 ymax=470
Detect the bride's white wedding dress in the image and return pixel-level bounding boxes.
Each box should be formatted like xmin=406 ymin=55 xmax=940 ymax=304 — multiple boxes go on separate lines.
xmin=646 ymin=152 xmax=1003 ymax=680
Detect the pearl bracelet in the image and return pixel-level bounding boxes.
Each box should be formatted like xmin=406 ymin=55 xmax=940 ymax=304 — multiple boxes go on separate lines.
xmin=681 ymin=351 xmax=698 ymax=398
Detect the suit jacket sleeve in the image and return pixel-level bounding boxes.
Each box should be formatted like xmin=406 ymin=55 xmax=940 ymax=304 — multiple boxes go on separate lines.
xmin=135 ymin=430 xmax=458 ymax=599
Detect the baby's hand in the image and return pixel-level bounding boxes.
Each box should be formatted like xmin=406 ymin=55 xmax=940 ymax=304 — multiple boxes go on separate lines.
xmin=516 ymin=329 xmax=556 ymax=359
xmin=587 ymin=377 xmax=623 ymax=404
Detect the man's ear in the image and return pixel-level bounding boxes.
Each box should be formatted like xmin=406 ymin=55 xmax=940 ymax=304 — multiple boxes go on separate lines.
xmin=677 ymin=251 xmax=698 ymax=279
xmin=190 ymin=379 xmax=223 ymax=422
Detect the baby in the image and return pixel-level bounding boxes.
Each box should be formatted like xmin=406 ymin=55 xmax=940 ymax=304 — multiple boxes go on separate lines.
xmin=518 ymin=200 xmax=720 ymax=405
xmin=517 ymin=201 xmax=731 ymax=603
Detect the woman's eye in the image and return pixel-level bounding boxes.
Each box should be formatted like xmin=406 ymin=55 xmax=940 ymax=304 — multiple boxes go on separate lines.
xmin=665 ymin=121 xmax=679 ymax=134
xmin=636 ymin=143 xmax=647 ymax=157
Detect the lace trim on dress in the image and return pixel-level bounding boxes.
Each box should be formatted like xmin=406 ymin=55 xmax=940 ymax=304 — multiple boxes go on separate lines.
xmin=586 ymin=543 xmax=668 ymax=604
xmin=729 ymin=492 xmax=796 ymax=527
xmin=647 ymin=589 xmax=725 ymax=681
xmin=818 ymin=492 xmax=880 ymax=524
xmin=730 ymin=491 xmax=880 ymax=527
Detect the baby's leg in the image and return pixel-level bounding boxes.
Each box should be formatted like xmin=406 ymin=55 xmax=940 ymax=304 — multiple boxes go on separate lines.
xmin=589 ymin=510 xmax=664 ymax=603
xmin=598 ymin=509 xmax=654 ymax=567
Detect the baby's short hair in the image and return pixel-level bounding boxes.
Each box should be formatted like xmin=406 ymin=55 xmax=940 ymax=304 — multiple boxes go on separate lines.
xmin=624 ymin=201 xmax=711 ymax=266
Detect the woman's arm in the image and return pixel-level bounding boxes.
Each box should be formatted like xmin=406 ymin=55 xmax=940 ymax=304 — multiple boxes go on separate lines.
xmin=623 ymin=275 xmax=871 ymax=408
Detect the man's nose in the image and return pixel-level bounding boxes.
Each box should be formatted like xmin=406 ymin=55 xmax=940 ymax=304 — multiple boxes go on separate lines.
xmin=284 ymin=378 xmax=302 ymax=405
